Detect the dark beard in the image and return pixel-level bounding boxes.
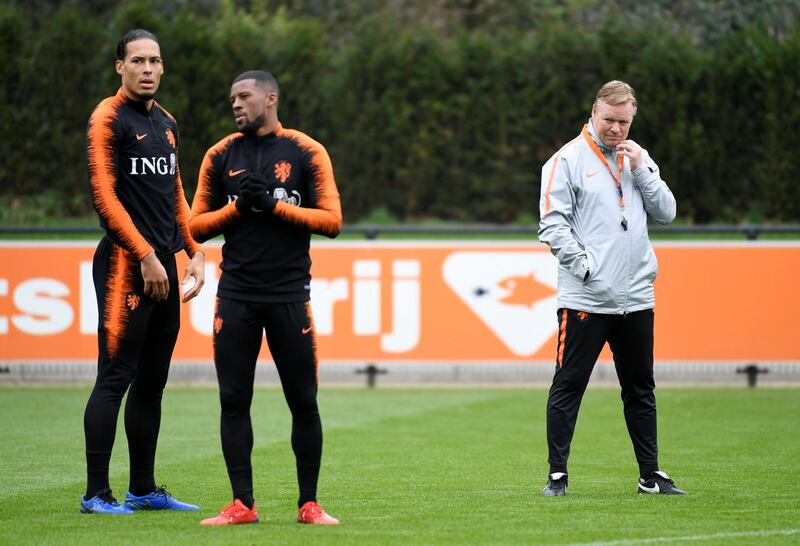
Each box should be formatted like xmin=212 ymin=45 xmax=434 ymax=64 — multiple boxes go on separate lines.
xmin=238 ymin=112 xmax=266 ymax=134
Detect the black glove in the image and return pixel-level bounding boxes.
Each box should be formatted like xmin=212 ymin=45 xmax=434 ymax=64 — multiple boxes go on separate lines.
xmin=241 ymin=173 xmax=277 ymax=213
xmin=235 ymin=173 xmax=273 ymax=213
xmin=234 ymin=174 xmax=257 ymax=212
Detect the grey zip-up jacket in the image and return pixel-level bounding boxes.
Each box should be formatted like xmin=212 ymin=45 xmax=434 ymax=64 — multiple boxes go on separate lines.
xmin=538 ymin=121 xmax=676 ymax=314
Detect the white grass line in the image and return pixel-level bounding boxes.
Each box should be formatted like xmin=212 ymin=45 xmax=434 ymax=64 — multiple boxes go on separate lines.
xmin=567 ymin=528 xmax=799 ymax=546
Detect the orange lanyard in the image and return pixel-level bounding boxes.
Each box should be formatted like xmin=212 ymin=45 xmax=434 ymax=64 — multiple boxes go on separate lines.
xmin=581 ymin=124 xmax=628 ymax=230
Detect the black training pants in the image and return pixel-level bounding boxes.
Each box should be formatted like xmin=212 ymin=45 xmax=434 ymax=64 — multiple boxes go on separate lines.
xmin=213 ymin=297 xmax=322 ymax=508
xmin=83 ymin=237 xmax=180 ymax=498
xmin=546 ymin=308 xmax=658 ymax=477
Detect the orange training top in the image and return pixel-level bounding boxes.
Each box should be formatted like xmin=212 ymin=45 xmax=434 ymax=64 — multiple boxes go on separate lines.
xmin=87 ymin=87 xmax=200 ymax=260
xmin=190 ymin=123 xmax=342 ymax=302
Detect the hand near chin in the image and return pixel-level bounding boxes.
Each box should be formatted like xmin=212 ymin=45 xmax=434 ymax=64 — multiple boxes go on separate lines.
xmin=617 ymin=140 xmax=643 ymax=170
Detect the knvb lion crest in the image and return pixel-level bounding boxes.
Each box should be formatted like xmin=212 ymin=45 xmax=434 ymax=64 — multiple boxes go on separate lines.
xmin=274 ymin=160 xmax=291 ymax=183
xmin=126 ymin=293 xmax=141 ymax=311
xmin=165 ymin=128 xmax=176 ymax=149
xmin=213 ymin=316 xmax=223 ymax=334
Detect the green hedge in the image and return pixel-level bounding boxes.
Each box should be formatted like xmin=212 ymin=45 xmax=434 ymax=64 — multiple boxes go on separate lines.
xmin=2 ymin=1 xmax=799 ymax=223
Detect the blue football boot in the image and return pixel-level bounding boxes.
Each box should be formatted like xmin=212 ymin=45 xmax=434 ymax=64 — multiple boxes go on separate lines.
xmin=125 ymin=485 xmax=200 ymax=511
xmin=80 ymin=488 xmax=134 ymax=515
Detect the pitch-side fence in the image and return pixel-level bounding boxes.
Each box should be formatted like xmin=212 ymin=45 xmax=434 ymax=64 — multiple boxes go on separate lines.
xmin=2 ymin=224 xmax=800 ymax=239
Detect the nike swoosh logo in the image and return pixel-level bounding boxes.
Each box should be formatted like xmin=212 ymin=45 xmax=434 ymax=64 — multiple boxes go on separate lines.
xmin=638 ymin=483 xmax=660 ymax=494
xmin=229 ymin=169 xmax=247 ymax=177
xmin=302 ymin=326 xmax=313 ymax=334
xmin=136 ymin=133 xmax=148 ymax=141
xmin=128 ymin=498 xmax=152 ymax=509
xmin=586 ymin=171 xmax=599 ymax=178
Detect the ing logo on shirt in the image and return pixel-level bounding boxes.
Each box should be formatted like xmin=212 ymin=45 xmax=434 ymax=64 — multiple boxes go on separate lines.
xmin=274 ymin=161 xmax=291 ymax=183
xmin=165 ymin=128 xmax=176 ymax=149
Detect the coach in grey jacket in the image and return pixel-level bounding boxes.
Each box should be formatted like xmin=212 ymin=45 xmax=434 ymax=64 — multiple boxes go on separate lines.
xmin=537 ymin=80 xmax=686 ymax=497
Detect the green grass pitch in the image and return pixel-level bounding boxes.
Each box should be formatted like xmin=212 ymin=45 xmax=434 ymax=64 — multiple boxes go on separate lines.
xmin=0 ymin=386 xmax=798 ymax=545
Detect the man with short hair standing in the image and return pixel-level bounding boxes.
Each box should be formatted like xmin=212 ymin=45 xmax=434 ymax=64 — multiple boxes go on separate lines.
xmin=190 ymin=70 xmax=342 ymax=526
xmin=82 ymin=29 xmax=205 ymax=515
xmin=538 ymin=80 xmax=685 ymax=496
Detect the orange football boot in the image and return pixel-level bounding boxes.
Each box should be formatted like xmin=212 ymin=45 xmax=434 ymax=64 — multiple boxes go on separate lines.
xmin=200 ymin=499 xmax=259 ymax=526
xmin=297 ymin=501 xmax=339 ymax=525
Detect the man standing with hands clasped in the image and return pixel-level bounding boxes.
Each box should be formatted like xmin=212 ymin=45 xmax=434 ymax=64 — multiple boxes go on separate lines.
xmin=538 ymin=80 xmax=685 ymax=497
xmin=190 ymin=70 xmax=342 ymax=526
